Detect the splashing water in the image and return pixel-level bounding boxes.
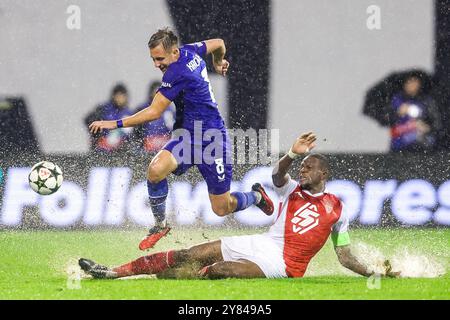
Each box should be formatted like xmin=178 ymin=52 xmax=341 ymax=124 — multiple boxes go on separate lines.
xmin=351 ymin=242 xmax=387 ymax=275
xmin=390 ymin=248 xmax=446 ymax=278
xmin=352 ymin=242 xmax=446 ymax=278
xmin=64 ymin=259 xmax=89 ymax=280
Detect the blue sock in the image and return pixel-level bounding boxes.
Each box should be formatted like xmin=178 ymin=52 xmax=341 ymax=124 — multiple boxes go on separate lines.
xmin=231 ymin=191 xmax=257 ymax=213
xmin=147 ymin=179 xmax=168 ymax=223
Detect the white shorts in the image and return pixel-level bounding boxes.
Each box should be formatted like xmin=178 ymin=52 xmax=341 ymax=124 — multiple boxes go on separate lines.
xmin=220 ymin=234 xmax=287 ymax=279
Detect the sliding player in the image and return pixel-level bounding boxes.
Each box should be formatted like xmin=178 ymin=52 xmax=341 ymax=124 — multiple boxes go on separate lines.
xmin=79 ymin=132 xmax=400 ymax=279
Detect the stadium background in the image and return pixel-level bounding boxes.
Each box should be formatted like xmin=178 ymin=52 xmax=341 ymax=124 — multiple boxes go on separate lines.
xmin=2 ymin=0 xmax=449 ymax=154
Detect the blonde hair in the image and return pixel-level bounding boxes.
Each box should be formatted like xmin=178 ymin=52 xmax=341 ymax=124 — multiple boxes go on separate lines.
xmin=148 ymin=27 xmax=178 ymax=52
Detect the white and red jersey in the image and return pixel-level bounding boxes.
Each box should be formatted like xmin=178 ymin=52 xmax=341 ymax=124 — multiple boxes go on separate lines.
xmin=265 ymin=175 xmax=350 ymax=277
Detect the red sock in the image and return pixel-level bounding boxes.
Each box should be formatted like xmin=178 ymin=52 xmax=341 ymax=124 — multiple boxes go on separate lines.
xmin=113 ymin=250 xmax=175 ymax=277
xmin=198 ymin=265 xmax=210 ymax=277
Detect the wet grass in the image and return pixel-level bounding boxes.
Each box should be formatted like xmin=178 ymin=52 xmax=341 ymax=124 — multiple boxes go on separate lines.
xmin=0 ymin=228 xmax=448 ymax=299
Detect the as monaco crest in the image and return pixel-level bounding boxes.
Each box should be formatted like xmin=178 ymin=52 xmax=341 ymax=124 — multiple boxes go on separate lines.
xmin=290 ymin=202 xmax=320 ymax=235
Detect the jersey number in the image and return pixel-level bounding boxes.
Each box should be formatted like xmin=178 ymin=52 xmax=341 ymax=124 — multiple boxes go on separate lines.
xmin=215 ymin=158 xmax=225 ymax=182
xmin=201 ymin=68 xmax=217 ymax=104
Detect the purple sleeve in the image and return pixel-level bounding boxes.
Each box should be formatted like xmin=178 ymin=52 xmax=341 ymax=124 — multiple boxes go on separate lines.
xmin=182 ymin=41 xmax=207 ymax=58
xmin=158 ymin=68 xmax=186 ymax=102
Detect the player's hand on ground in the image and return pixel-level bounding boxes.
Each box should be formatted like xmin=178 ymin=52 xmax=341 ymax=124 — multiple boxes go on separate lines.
xmin=383 ymin=260 xmax=401 ymax=278
xmin=214 ymin=59 xmax=230 ymax=76
xmin=89 ymin=120 xmax=117 ymax=134
xmin=291 ymin=132 xmax=316 ymax=155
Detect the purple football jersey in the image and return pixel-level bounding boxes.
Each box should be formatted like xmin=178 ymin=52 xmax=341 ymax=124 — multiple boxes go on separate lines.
xmin=158 ymin=42 xmax=225 ymax=133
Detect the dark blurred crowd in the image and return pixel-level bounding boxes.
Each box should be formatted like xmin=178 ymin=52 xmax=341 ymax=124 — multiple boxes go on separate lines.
xmin=363 ymin=69 xmax=446 ymax=153
xmin=84 ymin=81 xmax=175 ymax=155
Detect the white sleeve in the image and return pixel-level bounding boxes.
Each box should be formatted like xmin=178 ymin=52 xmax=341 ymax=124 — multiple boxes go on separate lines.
xmin=273 ymin=174 xmax=298 ymax=199
xmin=331 ymin=202 xmax=351 ymax=246
xmin=332 ymin=202 xmax=350 ymax=234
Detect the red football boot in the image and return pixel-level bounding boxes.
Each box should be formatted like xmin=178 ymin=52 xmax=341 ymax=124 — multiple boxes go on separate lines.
xmin=252 ymin=183 xmax=274 ymax=216
xmin=139 ymin=224 xmax=171 ymax=251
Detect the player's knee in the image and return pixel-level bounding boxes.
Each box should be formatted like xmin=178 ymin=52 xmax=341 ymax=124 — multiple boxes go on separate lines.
xmin=147 ymin=164 xmax=165 ymax=183
xmin=211 ymin=204 xmax=230 ymax=217
xmin=211 ymin=197 xmax=234 ymax=217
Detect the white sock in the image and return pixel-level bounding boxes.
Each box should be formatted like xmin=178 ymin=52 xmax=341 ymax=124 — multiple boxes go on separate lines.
xmin=155 ymin=218 xmax=167 ymax=228
xmin=254 ymin=191 xmax=262 ymax=204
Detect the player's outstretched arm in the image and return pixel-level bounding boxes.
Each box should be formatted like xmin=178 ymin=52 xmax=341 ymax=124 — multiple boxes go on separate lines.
xmin=89 ymin=92 xmax=171 ymax=134
xmin=334 ymin=245 xmax=401 ymax=278
xmin=204 ymin=39 xmax=229 ymax=76
xmin=334 ymin=245 xmax=373 ymax=277
xmin=272 ymin=132 xmax=316 ymax=187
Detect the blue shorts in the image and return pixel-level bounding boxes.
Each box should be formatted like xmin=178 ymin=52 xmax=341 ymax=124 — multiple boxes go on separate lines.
xmin=162 ymin=128 xmax=232 ymax=195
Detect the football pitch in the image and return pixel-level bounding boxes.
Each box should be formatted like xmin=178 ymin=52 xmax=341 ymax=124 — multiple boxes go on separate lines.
xmin=0 ymin=228 xmax=448 ymax=300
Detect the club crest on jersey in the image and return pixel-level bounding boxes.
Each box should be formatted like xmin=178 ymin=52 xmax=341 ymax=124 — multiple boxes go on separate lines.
xmin=323 ymin=198 xmax=334 ymax=214
xmin=290 ymin=202 xmax=320 ymax=235
xmin=295 ymin=191 xmax=304 ymax=199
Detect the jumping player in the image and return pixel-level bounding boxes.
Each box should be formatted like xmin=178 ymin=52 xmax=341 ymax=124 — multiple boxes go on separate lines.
xmin=79 ymin=132 xmax=401 ymax=279
xmin=88 ymin=28 xmax=273 ymax=250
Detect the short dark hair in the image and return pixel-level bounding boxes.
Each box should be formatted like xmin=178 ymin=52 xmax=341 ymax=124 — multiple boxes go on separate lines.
xmin=111 ymin=83 xmax=128 ymax=96
xmin=148 ymin=27 xmax=178 ymax=51
xmin=308 ymin=153 xmax=330 ymax=175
